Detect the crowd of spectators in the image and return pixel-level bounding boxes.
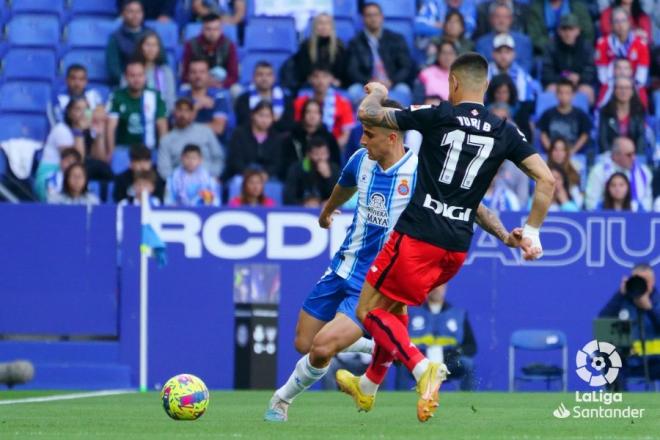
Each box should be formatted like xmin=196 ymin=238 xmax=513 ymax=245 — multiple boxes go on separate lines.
xmin=4 ymin=0 xmax=660 ymax=212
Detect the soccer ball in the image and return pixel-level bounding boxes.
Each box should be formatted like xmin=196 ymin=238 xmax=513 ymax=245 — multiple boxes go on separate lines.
xmin=160 ymin=374 xmax=210 ymax=420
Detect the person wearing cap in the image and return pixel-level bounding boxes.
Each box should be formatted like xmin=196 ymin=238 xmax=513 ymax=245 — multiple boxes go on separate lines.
xmin=475 ymin=2 xmax=533 ymax=72
xmin=595 ymin=7 xmax=650 ymax=99
xmin=527 ymin=0 xmax=594 ymax=54
xmin=487 ymin=34 xmax=540 ymax=103
xmin=157 ymin=97 xmax=224 ymax=180
xmin=541 ymin=13 xmax=596 ymax=104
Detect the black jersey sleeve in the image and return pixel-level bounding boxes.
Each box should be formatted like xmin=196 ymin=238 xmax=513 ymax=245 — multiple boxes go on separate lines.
xmin=394 ymin=102 xmax=451 ymax=132
xmin=504 ymin=122 xmax=537 ymax=165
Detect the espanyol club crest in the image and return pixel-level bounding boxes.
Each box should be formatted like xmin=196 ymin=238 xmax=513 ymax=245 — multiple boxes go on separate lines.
xmin=397 ymin=179 xmax=410 ymax=196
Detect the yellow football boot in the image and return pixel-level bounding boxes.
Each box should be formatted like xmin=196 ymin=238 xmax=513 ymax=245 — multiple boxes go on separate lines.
xmin=415 ymin=362 xmax=449 ymax=422
xmin=335 ymin=369 xmax=375 ymax=412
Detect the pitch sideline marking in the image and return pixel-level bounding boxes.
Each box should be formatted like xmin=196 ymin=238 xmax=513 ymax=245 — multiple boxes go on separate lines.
xmin=0 ymin=389 xmax=136 ymax=405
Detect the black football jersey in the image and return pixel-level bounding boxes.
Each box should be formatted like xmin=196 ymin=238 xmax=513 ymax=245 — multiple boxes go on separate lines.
xmin=394 ymin=101 xmax=536 ymax=252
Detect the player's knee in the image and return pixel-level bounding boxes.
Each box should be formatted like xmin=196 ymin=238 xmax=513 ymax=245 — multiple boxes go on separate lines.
xmin=309 ymin=340 xmax=337 ymax=364
xmin=294 ymin=335 xmax=312 ymax=354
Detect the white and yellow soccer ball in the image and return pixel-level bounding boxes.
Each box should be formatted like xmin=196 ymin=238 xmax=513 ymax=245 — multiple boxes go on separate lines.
xmin=160 ymin=374 xmax=210 ymax=420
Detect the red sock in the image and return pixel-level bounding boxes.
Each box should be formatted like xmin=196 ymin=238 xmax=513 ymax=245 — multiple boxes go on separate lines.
xmin=363 ymin=309 xmax=423 ymax=373
xmin=365 ymin=314 xmax=409 ymax=384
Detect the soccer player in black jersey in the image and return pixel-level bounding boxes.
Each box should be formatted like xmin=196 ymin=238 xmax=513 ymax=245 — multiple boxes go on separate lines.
xmin=335 ymin=53 xmax=555 ymax=422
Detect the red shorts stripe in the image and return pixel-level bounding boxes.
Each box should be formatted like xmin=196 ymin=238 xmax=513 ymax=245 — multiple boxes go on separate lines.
xmin=366 ymin=231 xmax=467 ymax=306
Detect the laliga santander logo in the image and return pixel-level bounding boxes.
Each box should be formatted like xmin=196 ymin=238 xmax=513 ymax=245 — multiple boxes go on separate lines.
xmin=575 ymin=340 xmax=622 ymax=386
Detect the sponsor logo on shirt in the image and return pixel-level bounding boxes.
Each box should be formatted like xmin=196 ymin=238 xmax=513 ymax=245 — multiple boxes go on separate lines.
xmin=422 ymin=194 xmax=472 ymax=222
xmin=366 ymin=192 xmax=389 ymax=227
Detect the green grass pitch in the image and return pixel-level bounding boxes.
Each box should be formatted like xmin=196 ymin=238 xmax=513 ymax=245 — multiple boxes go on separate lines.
xmin=0 ymin=390 xmax=658 ymax=439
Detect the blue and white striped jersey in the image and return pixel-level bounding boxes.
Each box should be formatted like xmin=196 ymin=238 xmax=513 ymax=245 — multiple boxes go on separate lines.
xmin=330 ymin=148 xmax=418 ymax=289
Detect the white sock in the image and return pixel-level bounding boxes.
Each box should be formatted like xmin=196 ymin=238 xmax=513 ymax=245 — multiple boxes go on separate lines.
xmin=412 ymin=358 xmax=431 ymax=382
xmin=274 ymin=354 xmax=329 ymax=403
xmin=341 ymin=337 xmax=375 ymax=354
xmin=358 ymin=374 xmax=379 ymax=396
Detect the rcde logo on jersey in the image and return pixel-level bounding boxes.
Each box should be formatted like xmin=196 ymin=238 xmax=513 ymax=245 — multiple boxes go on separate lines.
xmin=397 ymin=179 xmax=410 ymax=196
xmin=366 ymin=193 xmax=389 ymax=227
xmin=422 ymin=194 xmax=472 ymax=221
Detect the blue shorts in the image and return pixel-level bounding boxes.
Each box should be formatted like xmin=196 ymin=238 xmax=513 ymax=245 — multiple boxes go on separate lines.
xmin=302 ymin=270 xmax=362 ymax=327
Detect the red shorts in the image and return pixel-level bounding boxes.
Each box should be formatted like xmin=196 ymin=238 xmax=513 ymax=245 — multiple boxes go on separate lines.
xmin=365 ymin=231 xmax=467 ymax=306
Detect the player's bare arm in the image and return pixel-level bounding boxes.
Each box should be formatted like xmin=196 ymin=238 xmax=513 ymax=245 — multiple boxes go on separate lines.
xmin=318 ymin=185 xmax=357 ymax=229
xmin=357 ymin=82 xmax=400 ymax=130
xmin=475 ymin=204 xmax=525 ymax=249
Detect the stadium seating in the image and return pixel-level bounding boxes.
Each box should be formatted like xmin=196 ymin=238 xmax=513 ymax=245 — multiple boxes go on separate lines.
xmin=183 ymin=22 xmax=203 ymax=41
xmin=65 ymin=18 xmax=119 ymax=49
xmin=244 ymin=17 xmax=298 ymax=53
xmin=508 ymin=329 xmax=568 ymax=391
xmin=333 ymin=0 xmax=358 ymax=19
xmin=111 ymin=147 xmax=131 ymax=174
xmin=6 ymin=15 xmax=61 ymax=49
xmin=68 ymin=0 xmax=118 ymax=18
xmin=304 ymin=16 xmax=356 ymax=43
xmin=9 ymin=0 xmax=67 ymax=20
xmin=372 ymin=0 xmax=416 ymax=19
xmin=1 ymin=48 xmax=57 ymax=82
xmin=384 ymin=19 xmax=414 ymax=50
xmin=228 ymin=176 xmax=284 ymax=205
xmin=145 ymin=20 xmax=179 ymax=52
xmin=240 ymin=51 xmax=289 ymax=85
xmin=61 ymin=49 xmax=109 ymax=83
xmin=533 ymin=91 xmax=591 ymax=121
xmin=0 ymin=114 xmax=48 ymax=141
xmin=0 ymin=82 xmax=52 ymax=114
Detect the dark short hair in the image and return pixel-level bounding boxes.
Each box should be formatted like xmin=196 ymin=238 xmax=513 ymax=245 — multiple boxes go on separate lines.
xmin=182 ymin=144 xmax=202 ymax=156
xmin=189 ymin=56 xmax=210 ymax=69
xmin=175 ymin=97 xmax=195 ymax=109
xmin=556 ymin=77 xmax=575 ymax=91
xmin=450 ymin=52 xmax=489 ymax=78
xmin=255 ymin=61 xmax=273 ymax=71
xmin=310 ymin=63 xmax=333 ymax=75
xmin=362 ymin=2 xmax=382 ymax=14
xmin=129 ymin=144 xmax=152 ymax=162
xmin=202 ymin=12 xmax=222 ymax=23
xmin=60 ymin=147 xmax=82 ymax=163
xmin=66 ymin=64 xmax=87 ymax=77
xmin=125 ymin=58 xmax=145 ymax=71
xmin=381 ymin=98 xmax=404 ymax=111
xmin=251 ymin=100 xmax=274 ymax=115
xmin=133 ymin=169 xmax=156 ymax=184
xmin=121 ymin=0 xmax=142 ymax=11
xmin=308 ymin=136 xmax=328 ymax=150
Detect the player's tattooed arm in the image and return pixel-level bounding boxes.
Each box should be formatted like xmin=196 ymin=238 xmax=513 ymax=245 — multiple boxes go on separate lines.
xmin=358 ymin=82 xmax=400 ymax=129
xmin=475 ymin=204 xmax=523 ymax=248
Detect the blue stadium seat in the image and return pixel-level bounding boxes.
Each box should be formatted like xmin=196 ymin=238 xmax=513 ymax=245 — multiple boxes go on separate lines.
xmin=10 ymin=0 xmax=66 ymax=19
xmin=534 ymin=91 xmax=590 ymax=121
xmin=111 ymin=148 xmax=131 ymax=174
xmin=372 ymin=0 xmax=416 ymax=19
xmin=240 ymin=52 xmax=289 ymax=85
xmin=6 ymin=15 xmax=61 ymax=48
xmin=69 ymin=0 xmax=118 ymax=18
xmin=0 ymin=82 xmax=52 ymax=114
xmin=66 ymin=18 xmax=119 ymax=49
xmin=0 ymin=114 xmax=48 ymax=141
xmin=334 ymin=0 xmax=358 ymax=18
xmin=145 ymin=20 xmax=179 ymax=51
xmin=509 ymin=330 xmax=568 ymax=391
xmin=1 ymin=49 xmax=57 ymax=82
xmin=384 ymin=19 xmax=414 ymax=49
xmin=61 ymin=49 xmax=109 ymax=83
xmin=264 ymin=181 xmax=283 ymax=205
xmin=304 ymin=17 xmax=355 ymax=44
xmin=183 ymin=22 xmax=202 ymax=41
xmin=245 ymin=17 xmax=298 ymax=53
xmin=223 ymin=23 xmax=238 ymax=44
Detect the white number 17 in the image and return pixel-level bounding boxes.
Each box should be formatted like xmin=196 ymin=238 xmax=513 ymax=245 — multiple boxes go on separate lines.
xmin=439 ymin=129 xmax=494 ymax=190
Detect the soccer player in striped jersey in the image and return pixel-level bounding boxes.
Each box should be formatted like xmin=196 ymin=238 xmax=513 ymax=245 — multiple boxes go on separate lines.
xmin=264 ymin=99 xmax=527 ymax=422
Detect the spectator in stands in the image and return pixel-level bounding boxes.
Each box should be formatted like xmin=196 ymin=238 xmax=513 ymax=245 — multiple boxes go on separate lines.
xmin=600 ymin=172 xmax=636 ymax=211
xmin=191 ymin=0 xmax=246 ymax=26
xmin=48 ymin=64 xmax=105 ymax=126
xmin=527 ymin=0 xmax=594 ymax=54
xmin=396 ymin=284 xmax=477 ymax=391
xmin=600 ymin=0 xmax=652 ymax=43
xmin=182 ymin=12 xmax=239 ymax=91
xmin=440 ymin=11 xmax=475 ymax=55
xmin=283 ymin=137 xmax=339 ymax=207
xmin=418 ymin=40 xmax=458 ymax=101
xmin=595 ymin=7 xmax=650 ymax=98
xmin=165 ymin=144 xmax=221 ymax=206
xmin=118 ymin=169 xmax=161 ymax=206
xmin=538 ymin=78 xmax=592 ymax=153
xmin=598 ymin=58 xmax=648 ymax=109
xmin=475 ymin=3 xmax=532 ymax=72
xmin=346 ymin=2 xmax=413 ymax=107
xmin=475 ymin=0 xmax=528 ymax=39
xmin=47 ymin=163 xmax=99 ymax=205
xmin=280 ymin=99 xmax=340 ymax=181
xmin=547 ymin=137 xmax=583 ymax=206
xmin=585 ymin=136 xmax=653 ymax=210
xmin=224 ymin=101 xmax=282 ymax=181
xmin=130 ymin=31 xmax=176 ymax=113
xmin=180 ymin=58 xmax=231 ymax=138
xmin=541 ymin=14 xmax=596 ymax=104
xmin=106 ymin=0 xmax=164 ymax=86
xmin=598 ymin=77 xmax=648 ymax=154
xmin=158 ymin=98 xmax=224 ymax=180
xmin=235 ymin=61 xmax=293 ymax=132
xmin=284 ymin=13 xmax=346 ymax=91
xmin=107 ymin=61 xmax=168 ymax=158
xmin=485 ymin=69 xmax=534 ymax=141
xmin=123 ymin=0 xmax=176 ymax=21
xmin=45 ymin=148 xmax=82 ymax=201
xmin=294 ymin=64 xmax=355 ymax=151
xmin=228 ymin=167 xmax=276 ymax=207
xmin=37 ymin=98 xmax=112 ymax=201
xmin=488 ymin=34 xmax=539 ymax=102
xmin=415 ymin=0 xmax=477 ymax=39
xmin=482 ymin=171 xmax=521 ymax=211
xmin=547 ymin=164 xmax=581 ymax=211
xmin=113 ymin=144 xmax=165 ymax=203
